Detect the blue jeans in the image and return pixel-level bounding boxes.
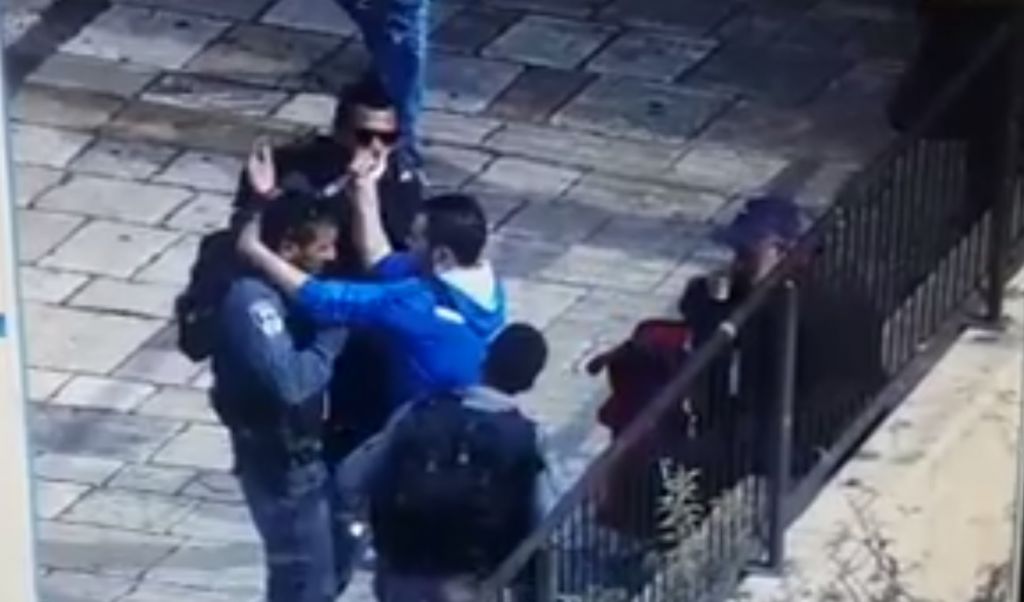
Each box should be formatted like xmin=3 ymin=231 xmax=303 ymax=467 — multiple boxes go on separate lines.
xmin=238 ymin=461 xmax=364 ymax=602
xmin=336 ymin=0 xmax=428 ymax=167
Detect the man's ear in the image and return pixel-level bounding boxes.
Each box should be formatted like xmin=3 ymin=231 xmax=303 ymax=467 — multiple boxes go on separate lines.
xmin=431 ymin=246 xmax=456 ymax=269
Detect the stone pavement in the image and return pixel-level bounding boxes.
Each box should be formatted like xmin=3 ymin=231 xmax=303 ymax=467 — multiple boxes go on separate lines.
xmin=2 ymin=0 xmax=917 ymax=599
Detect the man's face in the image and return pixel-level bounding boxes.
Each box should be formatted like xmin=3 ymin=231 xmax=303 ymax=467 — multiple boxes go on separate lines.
xmin=341 ymin=104 xmax=399 ymax=156
xmin=281 ymin=224 xmax=339 ymax=275
xmin=732 ymin=236 xmax=785 ymax=283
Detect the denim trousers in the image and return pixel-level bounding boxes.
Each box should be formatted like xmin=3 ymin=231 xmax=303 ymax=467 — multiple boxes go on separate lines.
xmin=335 ymin=0 xmax=428 ymax=167
xmin=238 ymin=460 xmax=364 ymax=602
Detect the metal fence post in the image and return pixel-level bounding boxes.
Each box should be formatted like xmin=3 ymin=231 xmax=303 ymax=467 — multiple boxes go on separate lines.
xmin=766 ymin=280 xmax=798 ymax=571
xmin=986 ymin=17 xmax=1022 ymax=323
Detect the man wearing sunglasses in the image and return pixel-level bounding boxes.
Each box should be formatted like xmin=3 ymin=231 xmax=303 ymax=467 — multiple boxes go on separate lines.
xmin=234 ymin=73 xmax=421 ymax=280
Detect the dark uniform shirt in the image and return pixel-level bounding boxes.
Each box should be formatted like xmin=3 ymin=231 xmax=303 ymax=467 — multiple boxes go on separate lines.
xmin=211 ymin=275 xmax=349 ymax=487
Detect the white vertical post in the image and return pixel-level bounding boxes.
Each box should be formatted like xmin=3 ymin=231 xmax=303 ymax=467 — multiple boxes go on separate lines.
xmin=0 ymin=8 xmax=41 ymax=602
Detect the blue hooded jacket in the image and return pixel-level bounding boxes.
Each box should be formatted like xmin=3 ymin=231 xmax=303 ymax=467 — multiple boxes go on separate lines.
xmin=295 ymin=252 xmax=507 ymax=408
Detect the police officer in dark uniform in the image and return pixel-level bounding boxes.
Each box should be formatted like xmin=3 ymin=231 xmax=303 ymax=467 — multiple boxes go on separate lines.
xmin=211 ymin=194 xmax=354 ymax=602
xmin=232 ymin=73 xmax=423 ymax=479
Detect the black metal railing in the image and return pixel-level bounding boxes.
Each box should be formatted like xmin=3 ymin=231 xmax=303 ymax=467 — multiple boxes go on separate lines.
xmin=481 ymin=18 xmax=1022 ymax=602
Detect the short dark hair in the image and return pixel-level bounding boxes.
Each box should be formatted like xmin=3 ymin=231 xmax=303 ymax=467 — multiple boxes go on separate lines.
xmin=332 ymin=72 xmax=394 ymax=133
xmin=423 ymin=194 xmax=488 ymax=266
xmin=260 ymin=192 xmax=338 ymax=251
xmin=485 ymin=323 xmax=548 ymax=395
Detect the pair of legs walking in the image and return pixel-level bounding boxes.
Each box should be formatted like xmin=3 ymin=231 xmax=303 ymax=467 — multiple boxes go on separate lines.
xmin=336 ymin=0 xmax=428 ymax=168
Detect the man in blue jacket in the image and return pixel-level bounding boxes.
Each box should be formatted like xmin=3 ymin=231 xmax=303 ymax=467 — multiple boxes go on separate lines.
xmin=210 ymin=194 xmax=358 ymax=602
xmin=238 ymin=144 xmax=507 ymax=412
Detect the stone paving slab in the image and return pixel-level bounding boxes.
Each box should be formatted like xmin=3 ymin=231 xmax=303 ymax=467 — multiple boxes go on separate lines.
xmin=1 ymin=0 xmax=918 ymax=598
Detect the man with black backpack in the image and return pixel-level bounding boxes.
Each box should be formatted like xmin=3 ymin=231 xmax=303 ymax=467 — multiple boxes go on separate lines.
xmin=208 ymin=193 xmax=360 ymax=602
xmin=334 ymin=323 xmax=552 ymax=602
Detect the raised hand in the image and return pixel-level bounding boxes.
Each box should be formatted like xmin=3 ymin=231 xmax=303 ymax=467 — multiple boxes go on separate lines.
xmin=247 ymin=138 xmax=278 ymax=199
xmin=347 ymin=146 xmax=388 ymax=187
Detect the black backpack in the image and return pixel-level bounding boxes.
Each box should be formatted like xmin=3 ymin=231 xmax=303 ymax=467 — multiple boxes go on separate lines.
xmin=369 ymin=393 xmax=543 ymax=577
xmin=174 ymin=229 xmax=241 ymax=362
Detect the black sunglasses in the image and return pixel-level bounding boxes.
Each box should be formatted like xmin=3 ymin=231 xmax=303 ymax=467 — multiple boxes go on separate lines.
xmin=355 ymin=128 xmax=399 ymax=147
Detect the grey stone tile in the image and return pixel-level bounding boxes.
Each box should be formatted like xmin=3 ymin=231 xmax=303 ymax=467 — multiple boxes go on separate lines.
xmin=154 ymin=152 xmax=243 ymax=194
xmin=36 ymin=175 xmax=192 ymax=225
xmin=28 ymin=53 xmax=159 ymax=98
xmin=470 ymin=157 xmax=581 ymax=198
xmin=538 ymin=243 xmax=679 ymax=292
xmin=68 ymin=278 xmax=178 ymax=319
xmin=11 ymin=86 xmax=126 ymax=131
xmin=486 ymin=66 xmax=593 ymax=123
xmin=14 ymin=164 xmax=66 ymax=208
xmin=422 ymin=144 xmax=493 ymax=189
xmin=671 ymin=142 xmax=790 ymax=195
xmin=687 ymin=40 xmax=849 ymax=107
xmin=133 ymin=234 xmax=201 ymax=286
xmin=35 ymin=479 xmax=91 ymax=520
xmin=52 ymin=375 xmax=157 ymax=412
xmin=586 ymin=214 xmax=705 ymax=260
xmin=37 ymin=569 xmax=136 ymax=602
xmin=23 ymin=302 xmax=164 ymax=373
xmin=111 ymin=0 xmax=272 ymax=19
xmin=699 ymin=100 xmax=822 ymax=158
xmin=19 ymin=267 xmax=89 ymax=304
xmin=598 ymin=0 xmax=736 ymax=34
xmin=143 ymin=73 xmax=290 ymax=118
xmin=484 ymin=0 xmax=602 ymax=18
xmin=40 ymin=221 xmax=180 ymax=278
xmin=421 ymin=110 xmax=502 ymax=146
xmin=12 ymin=123 xmax=92 ymax=168
xmin=30 ymin=405 xmax=183 ymax=463
xmin=152 ymin=424 xmax=232 ymax=472
xmin=62 ymin=488 xmax=197 ymax=533
xmin=36 ymin=520 xmax=182 ymax=578
xmin=487 ymin=233 xmax=568 ymax=279
xmin=33 ymin=453 xmax=124 ymax=486
xmin=115 ymin=347 xmax=205 ymax=386
xmin=425 ymin=54 xmax=523 ymax=113
xmin=483 ymin=15 xmax=616 ymax=69
xmin=292 ymin=39 xmax=370 ymax=93
xmin=26 ymin=368 xmax=74 ymax=401
xmin=563 ymin=172 xmax=727 ymax=219
xmin=119 ymin=581 xmax=260 ymax=602
xmin=103 ymin=102 xmax=301 ymax=156
xmin=554 ymin=76 xmax=732 ymax=142
xmin=61 ymin=5 xmax=230 ymax=69
xmin=70 ymin=139 xmax=179 ymax=180
xmin=4 ymin=8 xmax=40 ymax=44
xmin=272 ymin=93 xmax=335 ymax=126
xmin=186 ymin=24 xmax=337 ymax=86
xmin=136 ymin=386 xmax=218 ymax=424
xmin=191 ymin=367 xmax=214 ymax=389
xmin=16 ymin=209 xmax=85 ymax=263
xmin=144 ymin=539 xmax=263 ymax=594
xmin=180 ymin=471 xmax=243 ymax=504
xmin=171 ymin=501 xmax=258 ymax=543
xmin=503 ymin=202 xmax=608 ymax=245
xmin=108 ymin=463 xmax=196 ymax=495
xmin=503 ymin=278 xmax=587 ymax=329
xmin=483 ymin=123 xmax=683 ymax=177
xmin=586 ymin=31 xmax=717 ymax=81
xmin=260 ymin=0 xmax=358 ymax=36
xmin=432 ymin=6 xmax=522 ymax=54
